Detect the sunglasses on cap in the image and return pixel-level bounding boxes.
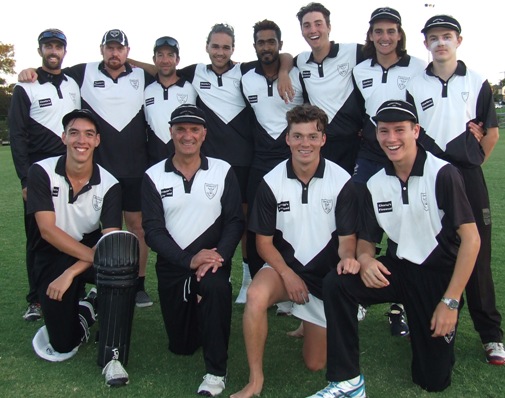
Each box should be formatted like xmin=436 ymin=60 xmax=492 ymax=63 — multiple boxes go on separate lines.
xmin=38 ymin=30 xmax=67 ymax=44
xmin=154 ymin=36 xmax=179 ymax=51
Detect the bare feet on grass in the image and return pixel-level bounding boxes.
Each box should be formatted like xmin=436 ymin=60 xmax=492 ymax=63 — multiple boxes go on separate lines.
xmin=286 ymin=321 xmax=304 ymax=338
xmin=230 ymin=378 xmax=263 ymax=398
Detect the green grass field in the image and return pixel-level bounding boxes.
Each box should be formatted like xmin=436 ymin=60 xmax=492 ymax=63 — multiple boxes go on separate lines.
xmin=0 ymin=136 xmax=504 ymax=397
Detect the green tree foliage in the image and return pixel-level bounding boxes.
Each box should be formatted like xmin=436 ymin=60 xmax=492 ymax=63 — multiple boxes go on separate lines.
xmin=0 ymin=42 xmax=15 ymax=127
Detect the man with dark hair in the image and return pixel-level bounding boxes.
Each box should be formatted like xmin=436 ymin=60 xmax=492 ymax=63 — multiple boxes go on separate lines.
xmin=144 ymin=36 xmax=197 ymax=165
xmin=28 ymin=109 xmax=128 ymax=385
xmin=308 ymin=100 xmax=480 ymax=397
xmin=231 ymin=104 xmax=358 ymax=398
xmin=407 ymin=15 xmax=503 ymax=365
xmin=294 ymin=2 xmax=365 ymax=174
xmin=9 ymin=28 xmax=80 ymax=321
xmin=239 ymin=19 xmax=307 ymax=302
xmin=142 ymin=104 xmax=244 ymax=396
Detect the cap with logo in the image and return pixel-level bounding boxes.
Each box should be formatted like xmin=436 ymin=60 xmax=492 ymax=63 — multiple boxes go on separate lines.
xmin=421 ymin=15 xmax=461 ymax=34
xmin=372 ymin=100 xmax=418 ymax=124
xmin=153 ymin=36 xmax=180 ymax=55
xmin=369 ymin=7 xmax=401 ymax=25
xmin=62 ymin=109 xmax=101 ymax=132
xmin=38 ymin=29 xmax=67 ymax=46
xmin=169 ymin=104 xmax=206 ymax=126
xmin=101 ymin=29 xmax=129 ymax=46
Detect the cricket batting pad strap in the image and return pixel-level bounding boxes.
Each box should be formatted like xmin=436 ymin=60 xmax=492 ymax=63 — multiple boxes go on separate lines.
xmin=94 ymin=231 xmax=139 ymax=367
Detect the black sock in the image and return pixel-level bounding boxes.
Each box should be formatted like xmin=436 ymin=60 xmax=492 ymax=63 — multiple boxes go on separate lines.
xmin=137 ymin=276 xmax=145 ymax=292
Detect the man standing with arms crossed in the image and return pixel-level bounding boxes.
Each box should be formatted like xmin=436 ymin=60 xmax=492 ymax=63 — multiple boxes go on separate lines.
xmin=407 ymin=15 xmax=503 ymax=365
xmin=9 ymin=29 xmax=80 ymax=321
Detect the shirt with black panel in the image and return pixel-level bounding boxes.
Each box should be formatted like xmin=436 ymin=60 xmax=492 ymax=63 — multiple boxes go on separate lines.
xmin=353 ymin=54 xmax=426 ymax=163
xmin=178 ymin=62 xmax=255 ymax=167
xmin=9 ymin=68 xmax=81 ymax=188
xmin=406 ymin=61 xmax=498 ymax=167
xmin=241 ymin=61 xmax=307 ymax=172
xmin=295 ymin=42 xmax=365 ymax=143
xmin=142 ymin=155 xmax=244 ymax=282
xmin=249 ymin=157 xmax=358 ymax=299
xmin=64 ymin=62 xmax=155 ymax=178
xmin=361 ymin=146 xmax=475 ymax=270
xmin=144 ymin=76 xmax=198 ymax=165
xmin=26 ymin=155 xmax=122 ymax=253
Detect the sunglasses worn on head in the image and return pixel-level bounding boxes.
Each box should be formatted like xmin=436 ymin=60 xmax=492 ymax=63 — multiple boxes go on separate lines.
xmin=154 ymin=37 xmax=179 ymax=51
xmin=38 ymin=30 xmax=67 ymax=43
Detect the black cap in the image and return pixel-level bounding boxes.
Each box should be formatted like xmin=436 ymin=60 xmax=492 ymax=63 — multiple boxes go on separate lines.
xmin=372 ymin=100 xmax=418 ymax=124
xmin=101 ymin=29 xmax=129 ymax=46
xmin=369 ymin=7 xmax=401 ymax=25
xmin=169 ymin=104 xmax=206 ymax=126
xmin=38 ymin=29 xmax=67 ymax=46
xmin=154 ymin=36 xmax=180 ymax=55
xmin=421 ymin=15 xmax=461 ymax=34
xmin=62 ymin=109 xmax=101 ymax=132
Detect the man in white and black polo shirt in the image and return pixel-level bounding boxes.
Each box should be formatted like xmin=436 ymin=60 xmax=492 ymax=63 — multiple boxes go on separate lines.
xmin=27 ymin=110 xmax=124 ymax=376
xmin=142 ymin=104 xmax=244 ymax=397
xmin=144 ymin=36 xmax=197 ymax=165
xmin=239 ymin=19 xmax=307 ymax=302
xmin=231 ymin=104 xmax=359 ymax=398
xmin=9 ymin=29 xmax=81 ymax=321
xmin=406 ymin=15 xmax=503 ymax=365
xmin=294 ymin=2 xmax=365 ymax=174
xmin=308 ymin=100 xmax=480 ymax=397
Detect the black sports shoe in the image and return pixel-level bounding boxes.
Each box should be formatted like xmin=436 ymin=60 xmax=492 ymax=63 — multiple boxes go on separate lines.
xmin=386 ymin=303 xmax=409 ymax=337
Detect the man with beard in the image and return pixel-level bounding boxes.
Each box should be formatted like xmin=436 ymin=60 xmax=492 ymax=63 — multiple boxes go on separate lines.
xmin=19 ymin=29 xmax=156 ymax=308
xmin=9 ymin=29 xmax=81 ymax=321
xmin=144 ymin=36 xmax=197 ymax=165
xmin=239 ymin=19 xmax=306 ymax=303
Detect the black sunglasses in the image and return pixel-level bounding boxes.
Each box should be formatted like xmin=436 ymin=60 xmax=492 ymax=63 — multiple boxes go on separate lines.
xmin=154 ymin=36 xmax=179 ymax=51
xmin=38 ymin=30 xmax=67 ymax=43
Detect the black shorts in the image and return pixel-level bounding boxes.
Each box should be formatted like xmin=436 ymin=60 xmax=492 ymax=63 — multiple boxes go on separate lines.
xmin=117 ymin=177 xmax=142 ymax=212
xmin=232 ymin=166 xmax=250 ymax=204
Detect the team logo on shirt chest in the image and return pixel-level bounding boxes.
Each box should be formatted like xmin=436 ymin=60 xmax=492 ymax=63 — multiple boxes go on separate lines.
xmin=461 ymin=92 xmax=469 ymax=102
xmin=177 ymin=94 xmax=188 ymax=104
xmin=39 ymin=98 xmax=52 ymax=108
xmin=92 ymin=195 xmax=103 ymax=211
xmin=130 ymin=79 xmax=139 ymax=90
xmin=205 ymin=183 xmax=218 ymax=199
xmin=278 ymin=201 xmax=290 ymax=212
xmin=420 ymin=193 xmax=429 ymax=211
xmin=321 ymin=199 xmax=333 ymax=214
xmin=377 ymin=201 xmax=393 ymax=213
xmin=337 ymin=63 xmax=350 ymax=77
xmin=397 ymin=76 xmax=410 ymax=90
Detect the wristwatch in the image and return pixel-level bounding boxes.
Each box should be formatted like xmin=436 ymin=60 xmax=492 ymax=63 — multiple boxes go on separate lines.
xmin=441 ymin=297 xmax=459 ymax=310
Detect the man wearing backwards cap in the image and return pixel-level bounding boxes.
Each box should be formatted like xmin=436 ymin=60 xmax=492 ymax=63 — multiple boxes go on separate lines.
xmin=27 ymin=110 xmax=124 ymax=380
xmin=9 ymin=28 xmax=80 ymax=322
xmin=407 ymin=15 xmax=504 ymax=365
xmin=352 ymin=6 xmax=427 ymax=338
xmin=18 ymin=29 xmax=156 ymax=308
xmin=144 ymin=36 xmax=197 ymax=165
xmin=308 ymin=100 xmax=480 ymax=396
xmin=142 ymin=104 xmax=244 ymax=397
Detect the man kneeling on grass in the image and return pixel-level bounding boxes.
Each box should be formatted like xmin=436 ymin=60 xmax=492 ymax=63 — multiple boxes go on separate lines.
xmin=307 ymin=100 xmax=480 ymax=397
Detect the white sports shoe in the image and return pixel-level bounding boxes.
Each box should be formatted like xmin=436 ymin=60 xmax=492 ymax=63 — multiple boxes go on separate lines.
xmin=235 ymin=262 xmax=251 ymax=304
xmin=32 ymin=326 xmax=79 ymax=362
xmin=102 ymin=359 xmax=129 ymax=387
xmin=306 ymin=374 xmax=366 ymax=398
xmin=197 ymin=373 xmax=226 ymax=396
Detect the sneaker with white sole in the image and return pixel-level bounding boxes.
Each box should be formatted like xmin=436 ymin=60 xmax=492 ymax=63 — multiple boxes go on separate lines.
xmin=484 ymin=342 xmax=505 ymax=365
xmin=102 ymin=359 xmax=129 ymax=387
xmin=306 ymin=374 xmax=366 ymax=398
xmin=32 ymin=325 xmax=79 ymax=362
xmin=197 ymin=373 xmax=226 ymax=396
xmin=135 ymin=290 xmax=153 ymax=308
xmin=23 ymin=303 xmax=42 ymax=321
xmin=235 ymin=262 xmax=251 ymax=304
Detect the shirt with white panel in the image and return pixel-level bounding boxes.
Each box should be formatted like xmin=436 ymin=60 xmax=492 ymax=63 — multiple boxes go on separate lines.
xmin=144 ymin=76 xmax=198 ymax=164
xmin=9 ymin=68 xmax=81 ymax=188
xmin=361 ymin=146 xmax=474 ymax=269
xmin=241 ymin=62 xmax=307 ymax=172
xmin=353 ymin=53 xmax=426 ymax=162
xmin=178 ymin=62 xmax=254 ymax=167
xmin=27 ymin=155 xmax=122 ymax=252
xmin=249 ymin=157 xmax=357 ymax=298
xmin=406 ymin=61 xmax=498 ymax=167
xmin=64 ymin=62 xmax=155 ymax=178
xmin=142 ymin=156 xmax=244 ymax=279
